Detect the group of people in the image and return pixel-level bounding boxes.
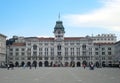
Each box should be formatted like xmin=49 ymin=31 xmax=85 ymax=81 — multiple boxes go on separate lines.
xmin=6 ymin=62 xmax=120 ymax=70
xmin=7 ymin=63 xmax=37 ymax=70
xmin=7 ymin=63 xmax=14 ymax=70
xmin=82 ymin=63 xmax=94 ymax=70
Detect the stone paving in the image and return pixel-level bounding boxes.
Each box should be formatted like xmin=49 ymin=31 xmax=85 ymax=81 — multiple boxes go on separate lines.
xmin=0 ymin=67 xmax=120 ymax=83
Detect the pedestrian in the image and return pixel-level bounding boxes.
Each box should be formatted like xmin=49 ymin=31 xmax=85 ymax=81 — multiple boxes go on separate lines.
xmin=7 ymin=64 xmax=10 ymax=70
xmin=23 ymin=64 xmax=26 ymax=69
xmin=12 ymin=64 xmax=14 ymax=69
xmin=34 ymin=64 xmax=37 ymax=69
xmin=83 ymin=64 xmax=86 ymax=69
xmin=29 ymin=64 xmax=32 ymax=69
xmin=91 ymin=64 xmax=94 ymax=70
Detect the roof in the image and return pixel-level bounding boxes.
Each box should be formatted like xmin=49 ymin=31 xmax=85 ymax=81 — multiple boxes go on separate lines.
xmin=64 ymin=37 xmax=84 ymax=41
xmin=115 ymin=40 xmax=120 ymax=44
xmin=38 ymin=37 xmax=88 ymax=41
xmin=0 ymin=33 xmax=7 ymax=38
xmin=12 ymin=43 xmax=26 ymax=46
xmin=25 ymin=37 xmax=92 ymax=41
xmin=38 ymin=37 xmax=54 ymax=41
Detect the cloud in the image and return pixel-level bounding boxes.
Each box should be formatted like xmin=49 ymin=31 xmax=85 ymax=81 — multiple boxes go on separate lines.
xmin=63 ymin=0 xmax=120 ymax=32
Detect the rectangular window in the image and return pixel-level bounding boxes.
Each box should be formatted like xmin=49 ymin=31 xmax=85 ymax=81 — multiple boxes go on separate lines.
xmin=44 ymin=43 xmax=48 ymax=46
xmin=16 ymin=52 xmax=19 ymax=56
xmin=16 ymin=48 xmax=19 ymax=51
xmin=21 ymin=52 xmax=25 ymax=56
xmin=102 ymin=52 xmax=105 ymax=55
xmin=21 ymin=57 xmax=25 ymax=60
xmin=10 ymin=53 xmax=13 ymax=56
xmin=39 ymin=48 xmax=42 ymax=51
xmin=70 ymin=43 xmax=74 ymax=45
xmin=27 ymin=53 xmax=31 ymax=56
xmin=82 ymin=51 xmax=86 ymax=56
xmin=15 ymin=57 xmax=19 ymax=60
xmin=95 ymin=52 xmax=98 ymax=55
xmin=76 ymin=48 xmax=80 ymax=56
xmin=21 ymin=48 xmax=25 ymax=51
xmin=39 ymin=56 xmax=42 ymax=60
xmin=65 ymin=43 xmax=68 ymax=45
xmin=27 ymin=56 xmax=31 ymax=60
xmin=65 ymin=48 xmax=68 ymax=56
xmin=33 ymin=52 xmax=37 ymax=56
xmin=10 ymin=48 xmax=13 ymax=51
xmin=50 ymin=57 xmax=54 ymax=60
xmin=39 ymin=52 xmax=42 ymax=56
xmin=51 ymin=48 xmax=54 ymax=56
xmin=102 ymin=48 xmax=105 ymax=51
xmin=95 ymin=48 xmax=98 ymax=50
xmin=45 ymin=48 xmax=48 ymax=56
xmin=108 ymin=52 xmax=111 ymax=55
xmin=64 ymin=56 xmax=69 ymax=60
xmin=70 ymin=48 xmax=74 ymax=56
xmin=27 ymin=48 xmax=31 ymax=51
xmin=108 ymin=47 xmax=111 ymax=50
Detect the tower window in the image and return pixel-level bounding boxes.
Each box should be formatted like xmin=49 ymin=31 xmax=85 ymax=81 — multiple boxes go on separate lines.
xmin=57 ymin=45 xmax=61 ymax=50
xmin=33 ymin=45 xmax=37 ymax=50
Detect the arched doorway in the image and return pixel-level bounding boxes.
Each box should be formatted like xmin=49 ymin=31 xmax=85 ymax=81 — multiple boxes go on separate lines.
xmin=32 ymin=61 xmax=37 ymax=67
xmin=27 ymin=62 xmax=31 ymax=67
xmin=102 ymin=61 xmax=105 ymax=67
xmin=77 ymin=62 xmax=81 ymax=67
xmin=21 ymin=62 xmax=25 ymax=67
xmin=70 ymin=61 xmax=75 ymax=67
xmin=15 ymin=62 xmax=19 ymax=67
xmin=50 ymin=62 xmax=53 ymax=67
xmin=82 ymin=61 xmax=87 ymax=66
xmin=109 ymin=61 xmax=112 ymax=67
xmin=39 ymin=62 xmax=42 ymax=67
xmin=9 ymin=62 xmax=14 ymax=68
xmin=64 ymin=62 xmax=69 ymax=67
xmin=44 ymin=61 xmax=49 ymax=67
xmin=95 ymin=61 xmax=100 ymax=68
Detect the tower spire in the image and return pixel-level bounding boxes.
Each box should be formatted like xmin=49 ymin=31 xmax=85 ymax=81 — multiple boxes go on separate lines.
xmin=58 ymin=12 xmax=60 ymax=21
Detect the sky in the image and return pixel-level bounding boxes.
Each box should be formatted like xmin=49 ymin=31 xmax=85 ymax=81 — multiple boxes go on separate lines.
xmin=0 ymin=0 xmax=120 ymax=40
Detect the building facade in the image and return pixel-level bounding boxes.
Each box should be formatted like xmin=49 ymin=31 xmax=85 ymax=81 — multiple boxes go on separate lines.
xmin=91 ymin=34 xmax=116 ymax=43
xmin=94 ymin=43 xmax=115 ymax=67
xmin=0 ymin=33 xmax=6 ymax=67
xmin=114 ymin=41 xmax=120 ymax=66
xmin=6 ymin=20 xmax=117 ymax=67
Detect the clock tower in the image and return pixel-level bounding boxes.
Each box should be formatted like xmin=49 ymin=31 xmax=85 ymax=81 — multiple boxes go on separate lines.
xmin=53 ymin=19 xmax=65 ymax=41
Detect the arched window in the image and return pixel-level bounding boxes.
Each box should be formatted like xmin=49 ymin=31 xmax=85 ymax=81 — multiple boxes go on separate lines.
xmin=57 ymin=45 xmax=61 ymax=50
xmin=82 ymin=44 xmax=86 ymax=50
xmin=33 ymin=45 xmax=37 ymax=50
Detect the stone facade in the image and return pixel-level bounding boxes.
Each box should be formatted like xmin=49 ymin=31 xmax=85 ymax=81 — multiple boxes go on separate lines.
xmin=114 ymin=41 xmax=120 ymax=65
xmin=6 ymin=20 xmax=117 ymax=67
xmin=0 ymin=33 xmax=6 ymax=67
xmin=91 ymin=34 xmax=116 ymax=43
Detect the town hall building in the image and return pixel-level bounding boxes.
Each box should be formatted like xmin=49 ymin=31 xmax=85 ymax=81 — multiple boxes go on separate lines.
xmin=6 ymin=19 xmax=117 ymax=67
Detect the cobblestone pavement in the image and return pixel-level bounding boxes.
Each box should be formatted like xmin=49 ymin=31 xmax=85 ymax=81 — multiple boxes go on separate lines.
xmin=0 ymin=67 xmax=120 ymax=83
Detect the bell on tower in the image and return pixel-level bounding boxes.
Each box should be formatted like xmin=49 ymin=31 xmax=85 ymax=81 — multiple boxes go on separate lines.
xmin=53 ymin=14 xmax=65 ymax=41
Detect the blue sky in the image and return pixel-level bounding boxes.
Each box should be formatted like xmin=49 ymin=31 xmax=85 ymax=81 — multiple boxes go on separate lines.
xmin=0 ymin=0 xmax=120 ymax=40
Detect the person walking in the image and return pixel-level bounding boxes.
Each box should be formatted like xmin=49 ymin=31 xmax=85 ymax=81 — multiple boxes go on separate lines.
xmin=83 ymin=64 xmax=86 ymax=69
xmin=29 ymin=64 xmax=32 ymax=69
xmin=7 ymin=64 xmax=10 ymax=70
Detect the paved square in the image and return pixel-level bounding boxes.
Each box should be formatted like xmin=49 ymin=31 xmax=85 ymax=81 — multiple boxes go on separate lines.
xmin=0 ymin=67 xmax=120 ymax=83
